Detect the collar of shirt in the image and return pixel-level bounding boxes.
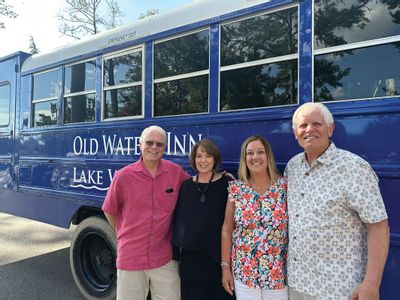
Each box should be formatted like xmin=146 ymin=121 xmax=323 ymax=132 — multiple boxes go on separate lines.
xmin=131 ymin=157 xmax=169 ymax=178
xmin=300 ymin=142 xmax=336 ymax=170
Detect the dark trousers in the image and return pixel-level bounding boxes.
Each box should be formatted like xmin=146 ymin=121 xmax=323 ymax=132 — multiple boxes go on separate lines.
xmin=181 ymin=278 xmax=235 ymax=300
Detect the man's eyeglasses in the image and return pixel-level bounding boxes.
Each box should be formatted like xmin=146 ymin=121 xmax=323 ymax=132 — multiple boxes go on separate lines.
xmin=144 ymin=140 xmax=165 ymax=148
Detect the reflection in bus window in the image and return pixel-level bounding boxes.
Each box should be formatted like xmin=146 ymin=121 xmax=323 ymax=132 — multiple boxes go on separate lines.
xmin=154 ymin=30 xmax=209 ymax=116
xmin=64 ymin=94 xmax=96 ymax=123
xmin=220 ymin=61 xmax=297 ymax=111
xmin=32 ymin=69 xmax=59 ymax=127
xmin=65 ymin=61 xmax=96 ymax=94
xmin=315 ymin=0 xmax=400 ymax=49
xmin=103 ymin=49 xmax=143 ymax=119
xmin=0 ymin=84 xmax=10 ymax=126
xmin=221 ymin=7 xmax=298 ymax=66
xmin=314 ymin=42 xmax=400 ymax=102
xmin=33 ymin=100 xmax=58 ymax=127
xmin=220 ymin=6 xmax=298 ymax=111
xmin=64 ymin=60 xmax=96 ymax=124
xmin=154 ymin=75 xmax=208 ymax=116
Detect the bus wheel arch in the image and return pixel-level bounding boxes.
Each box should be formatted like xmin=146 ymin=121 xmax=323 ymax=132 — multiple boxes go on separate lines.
xmin=70 ymin=216 xmax=117 ymax=300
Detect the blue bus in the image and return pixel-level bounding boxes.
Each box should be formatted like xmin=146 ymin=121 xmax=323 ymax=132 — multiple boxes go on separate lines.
xmin=0 ymin=0 xmax=399 ymax=298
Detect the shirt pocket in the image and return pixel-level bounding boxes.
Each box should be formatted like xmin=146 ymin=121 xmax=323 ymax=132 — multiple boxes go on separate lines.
xmin=156 ymin=185 xmax=179 ymax=212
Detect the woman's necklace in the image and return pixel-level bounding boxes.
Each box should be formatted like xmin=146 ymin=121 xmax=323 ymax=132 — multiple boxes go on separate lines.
xmin=195 ymin=172 xmax=214 ymax=203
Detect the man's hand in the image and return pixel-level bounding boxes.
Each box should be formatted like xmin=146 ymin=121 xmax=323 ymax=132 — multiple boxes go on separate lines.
xmin=350 ymin=281 xmax=380 ymax=300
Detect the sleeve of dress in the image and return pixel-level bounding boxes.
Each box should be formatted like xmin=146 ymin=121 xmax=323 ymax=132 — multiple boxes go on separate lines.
xmin=227 ymin=180 xmax=240 ymax=204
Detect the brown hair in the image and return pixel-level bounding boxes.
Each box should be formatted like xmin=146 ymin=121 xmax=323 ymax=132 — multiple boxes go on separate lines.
xmin=238 ymin=135 xmax=280 ymax=183
xmin=189 ymin=139 xmax=221 ymax=172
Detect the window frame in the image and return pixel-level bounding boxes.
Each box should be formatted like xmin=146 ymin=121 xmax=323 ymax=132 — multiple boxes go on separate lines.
xmin=63 ymin=57 xmax=97 ymax=125
xmin=152 ymin=27 xmax=211 ymax=118
xmin=218 ymin=3 xmax=300 ymax=113
xmin=101 ymin=45 xmax=145 ymax=122
xmin=0 ymin=82 xmax=11 ymax=127
xmin=31 ymin=68 xmax=60 ymax=128
xmin=312 ymin=0 xmax=400 ymax=103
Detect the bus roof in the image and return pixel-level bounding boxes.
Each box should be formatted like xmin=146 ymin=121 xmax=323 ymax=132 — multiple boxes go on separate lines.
xmin=21 ymin=0 xmax=272 ymax=73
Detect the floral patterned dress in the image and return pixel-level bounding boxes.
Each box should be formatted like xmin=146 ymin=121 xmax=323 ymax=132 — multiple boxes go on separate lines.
xmin=228 ymin=177 xmax=288 ymax=290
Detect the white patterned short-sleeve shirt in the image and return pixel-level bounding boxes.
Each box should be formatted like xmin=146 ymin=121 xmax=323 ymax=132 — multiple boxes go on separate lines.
xmin=284 ymin=143 xmax=387 ymax=299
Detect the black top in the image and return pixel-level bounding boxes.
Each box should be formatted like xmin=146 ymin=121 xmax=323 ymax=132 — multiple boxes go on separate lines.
xmin=173 ymin=175 xmax=230 ymax=262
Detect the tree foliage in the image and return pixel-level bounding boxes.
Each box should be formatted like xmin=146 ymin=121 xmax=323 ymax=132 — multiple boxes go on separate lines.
xmin=104 ymin=0 xmax=123 ymax=29
xmin=0 ymin=0 xmax=17 ymax=29
xmin=57 ymin=0 xmax=123 ymax=40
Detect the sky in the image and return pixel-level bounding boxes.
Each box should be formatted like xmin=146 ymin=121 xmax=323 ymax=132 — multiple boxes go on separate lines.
xmin=0 ymin=0 xmax=192 ymax=57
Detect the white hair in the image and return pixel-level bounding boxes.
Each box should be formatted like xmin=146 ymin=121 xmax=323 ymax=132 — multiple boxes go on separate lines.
xmin=292 ymin=103 xmax=334 ymax=129
xmin=140 ymin=125 xmax=167 ymax=143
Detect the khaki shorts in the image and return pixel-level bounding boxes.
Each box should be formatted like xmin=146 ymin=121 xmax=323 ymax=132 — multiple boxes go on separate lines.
xmin=117 ymin=260 xmax=180 ymax=300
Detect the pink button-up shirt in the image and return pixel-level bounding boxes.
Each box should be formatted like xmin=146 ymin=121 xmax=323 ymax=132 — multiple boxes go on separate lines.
xmin=102 ymin=158 xmax=189 ymax=270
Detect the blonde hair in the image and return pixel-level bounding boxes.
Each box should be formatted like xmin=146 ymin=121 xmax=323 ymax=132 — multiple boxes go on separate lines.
xmin=238 ymin=135 xmax=280 ymax=184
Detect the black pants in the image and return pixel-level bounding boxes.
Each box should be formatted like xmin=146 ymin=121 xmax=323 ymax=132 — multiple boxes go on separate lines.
xmin=181 ymin=278 xmax=235 ymax=300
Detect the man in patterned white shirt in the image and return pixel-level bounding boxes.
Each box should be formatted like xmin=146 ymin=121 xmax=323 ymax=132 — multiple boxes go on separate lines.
xmin=285 ymin=103 xmax=389 ymax=300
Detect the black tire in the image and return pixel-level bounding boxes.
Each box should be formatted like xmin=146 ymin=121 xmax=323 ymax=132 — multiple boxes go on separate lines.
xmin=70 ymin=216 xmax=117 ymax=300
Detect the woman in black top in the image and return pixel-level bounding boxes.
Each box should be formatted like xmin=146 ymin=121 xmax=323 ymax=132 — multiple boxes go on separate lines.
xmin=173 ymin=139 xmax=234 ymax=300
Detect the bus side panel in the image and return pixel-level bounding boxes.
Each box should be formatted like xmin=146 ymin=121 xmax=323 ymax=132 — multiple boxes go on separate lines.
xmin=0 ymin=57 xmax=17 ymax=214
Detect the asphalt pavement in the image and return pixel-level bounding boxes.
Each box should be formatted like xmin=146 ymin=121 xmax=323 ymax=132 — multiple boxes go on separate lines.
xmin=0 ymin=212 xmax=85 ymax=299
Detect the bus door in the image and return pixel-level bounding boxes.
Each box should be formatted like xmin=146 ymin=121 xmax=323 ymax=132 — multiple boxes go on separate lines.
xmin=0 ymin=57 xmax=17 ymax=192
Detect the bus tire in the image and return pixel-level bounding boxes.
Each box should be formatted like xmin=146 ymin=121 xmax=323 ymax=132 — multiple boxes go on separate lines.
xmin=70 ymin=216 xmax=117 ymax=300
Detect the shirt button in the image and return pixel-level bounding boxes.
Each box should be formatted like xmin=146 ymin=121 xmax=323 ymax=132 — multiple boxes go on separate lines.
xmin=305 ymin=172 xmax=310 ymax=176
xmin=293 ymin=236 xmax=297 ymax=240
xmin=295 ymin=214 xmax=299 ymax=217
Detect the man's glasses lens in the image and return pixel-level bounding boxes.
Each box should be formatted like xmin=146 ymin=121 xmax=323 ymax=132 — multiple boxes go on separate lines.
xmin=145 ymin=140 xmax=164 ymax=148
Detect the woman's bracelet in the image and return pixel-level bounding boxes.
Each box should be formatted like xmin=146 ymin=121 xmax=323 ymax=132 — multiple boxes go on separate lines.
xmin=220 ymin=261 xmax=230 ymax=268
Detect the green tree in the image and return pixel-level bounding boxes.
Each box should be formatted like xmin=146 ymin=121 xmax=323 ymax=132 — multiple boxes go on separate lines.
xmin=0 ymin=0 xmax=17 ymax=29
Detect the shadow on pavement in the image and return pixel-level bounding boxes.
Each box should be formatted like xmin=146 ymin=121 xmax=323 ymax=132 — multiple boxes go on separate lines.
xmin=0 ymin=247 xmax=84 ymax=300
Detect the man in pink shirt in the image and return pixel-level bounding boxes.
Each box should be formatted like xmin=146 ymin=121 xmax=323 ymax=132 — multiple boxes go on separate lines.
xmin=102 ymin=125 xmax=189 ymax=300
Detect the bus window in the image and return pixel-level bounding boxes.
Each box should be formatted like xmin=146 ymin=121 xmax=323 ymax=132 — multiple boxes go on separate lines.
xmin=0 ymin=84 xmax=10 ymax=126
xmin=64 ymin=59 xmax=96 ymax=124
xmin=220 ymin=6 xmax=298 ymax=111
xmin=314 ymin=0 xmax=400 ymax=49
xmin=32 ymin=69 xmax=59 ymax=127
xmin=315 ymin=43 xmax=400 ymax=102
xmin=154 ymin=29 xmax=209 ymax=117
xmin=103 ymin=48 xmax=143 ymax=120
xmin=314 ymin=0 xmax=400 ymax=102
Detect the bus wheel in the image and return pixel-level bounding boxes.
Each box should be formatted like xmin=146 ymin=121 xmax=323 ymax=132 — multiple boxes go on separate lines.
xmin=70 ymin=216 xmax=116 ymax=300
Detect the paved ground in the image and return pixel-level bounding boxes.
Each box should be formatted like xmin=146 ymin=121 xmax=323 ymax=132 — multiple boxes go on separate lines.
xmin=0 ymin=212 xmax=84 ymax=299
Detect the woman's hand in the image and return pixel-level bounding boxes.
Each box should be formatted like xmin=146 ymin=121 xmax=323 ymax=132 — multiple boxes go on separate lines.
xmin=221 ymin=267 xmax=235 ymax=295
